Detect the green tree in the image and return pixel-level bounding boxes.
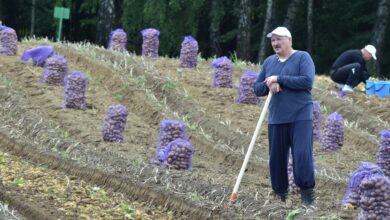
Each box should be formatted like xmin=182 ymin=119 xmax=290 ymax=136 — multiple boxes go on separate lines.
xmin=121 ymin=0 xmax=146 ymax=53
xmin=142 ymin=0 xmax=205 ymax=56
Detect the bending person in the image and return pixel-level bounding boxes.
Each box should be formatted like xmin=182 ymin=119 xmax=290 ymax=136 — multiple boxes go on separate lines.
xmin=330 ymin=45 xmax=376 ymax=92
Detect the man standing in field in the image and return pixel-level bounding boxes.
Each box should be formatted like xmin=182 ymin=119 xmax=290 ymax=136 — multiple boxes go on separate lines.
xmin=253 ymin=26 xmax=316 ymax=207
xmin=330 ymin=45 xmax=376 ymax=92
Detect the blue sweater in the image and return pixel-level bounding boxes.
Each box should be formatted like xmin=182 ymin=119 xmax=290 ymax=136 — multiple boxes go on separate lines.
xmin=254 ymin=51 xmax=315 ymax=124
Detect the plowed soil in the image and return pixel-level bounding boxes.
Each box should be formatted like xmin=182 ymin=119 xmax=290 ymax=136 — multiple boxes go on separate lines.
xmin=0 ymin=39 xmax=389 ymax=219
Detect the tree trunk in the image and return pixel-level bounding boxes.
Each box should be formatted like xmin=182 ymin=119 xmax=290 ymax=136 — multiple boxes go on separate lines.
xmin=30 ymin=0 xmax=35 ymax=37
xmin=283 ymin=0 xmax=302 ymax=30
xmin=96 ymin=0 xmax=115 ymax=46
xmin=258 ymin=0 xmax=273 ymax=63
xmin=307 ymin=0 xmax=313 ymax=54
xmin=69 ymin=0 xmax=83 ymax=42
xmin=209 ymin=0 xmax=223 ymax=56
xmin=371 ymin=0 xmax=390 ymax=75
xmin=236 ymin=0 xmax=251 ymax=60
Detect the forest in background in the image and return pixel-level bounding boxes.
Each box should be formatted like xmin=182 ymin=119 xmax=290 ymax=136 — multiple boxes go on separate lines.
xmin=1 ymin=0 xmax=390 ymax=78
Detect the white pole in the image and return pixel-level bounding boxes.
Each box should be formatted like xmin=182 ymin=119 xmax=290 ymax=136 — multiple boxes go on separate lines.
xmin=228 ymin=92 xmax=273 ymax=207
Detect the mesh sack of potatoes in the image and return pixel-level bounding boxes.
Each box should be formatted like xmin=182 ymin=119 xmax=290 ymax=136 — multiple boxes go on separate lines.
xmin=102 ymin=104 xmax=128 ymax=143
xmin=321 ymin=112 xmax=344 ymax=152
xmin=356 ymin=174 xmax=390 ymax=219
xmin=141 ymin=28 xmax=160 ymax=58
xmin=341 ymin=162 xmax=384 ymax=208
xmin=108 ymin=28 xmax=127 ymax=52
xmin=211 ymin=56 xmax=234 ymax=88
xmin=160 ymin=138 xmax=194 ymax=170
xmin=288 ymin=150 xmax=315 ymax=193
xmin=179 ymin=35 xmax=198 ymax=69
xmin=313 ymin=101 xmax=322 ymax=142
xmin=0 ymin=26 xmax=17 ymax=56
xmin=236 ymin=70 xmax=262 ymax=105
xmin=41 ymin=54 xmax=68 ymax=85
xmin=62 ymin=71 xmax=87 ymax=110
xmin=377 ymin=129 xmax=390 ymax=177
xmin=152 ymin=119 xmax=189 ymax=166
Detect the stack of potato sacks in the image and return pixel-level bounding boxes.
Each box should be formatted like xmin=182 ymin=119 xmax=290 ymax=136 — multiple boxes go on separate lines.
xmin=341 ymin=162 xmax=390 ymax=219
xmin=153 ymin=120 xmax=194 ymax=170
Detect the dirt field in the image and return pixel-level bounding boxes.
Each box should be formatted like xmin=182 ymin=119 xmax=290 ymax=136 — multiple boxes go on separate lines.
xmin=0 ymin=39 xmax=389 ymax=219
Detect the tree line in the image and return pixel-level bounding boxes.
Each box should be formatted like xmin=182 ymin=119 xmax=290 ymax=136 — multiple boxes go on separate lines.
xmin=1 ymin=0 xmax=389 ymax=78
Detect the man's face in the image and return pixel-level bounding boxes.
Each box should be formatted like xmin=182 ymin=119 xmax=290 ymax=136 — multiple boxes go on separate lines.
xmin=362 ymin=49 xmax=372 ymax=61
xmin=271 ymin=35 xmax=292 ymax=56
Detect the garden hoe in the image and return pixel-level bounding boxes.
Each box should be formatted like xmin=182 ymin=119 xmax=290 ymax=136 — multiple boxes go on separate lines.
xmin=227 ymin=92 xmax=273 ymax=208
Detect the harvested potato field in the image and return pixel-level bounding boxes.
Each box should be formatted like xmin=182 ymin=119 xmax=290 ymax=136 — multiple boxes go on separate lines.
xmin=0 ymin=39 xmax=389 ymax=219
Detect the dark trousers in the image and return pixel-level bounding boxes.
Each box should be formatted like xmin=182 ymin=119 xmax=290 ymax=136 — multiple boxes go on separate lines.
xmin=330 ymin=63 xmax=363 ymax=88
xmin=268 ymin=120 xmax=315 ymax=194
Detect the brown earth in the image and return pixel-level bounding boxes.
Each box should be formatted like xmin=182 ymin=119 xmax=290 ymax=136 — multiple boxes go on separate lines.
xmin=0 ymin=39 xmax=388 ymax=219
xmin=0 ymin=149 xmax=174 ymax=220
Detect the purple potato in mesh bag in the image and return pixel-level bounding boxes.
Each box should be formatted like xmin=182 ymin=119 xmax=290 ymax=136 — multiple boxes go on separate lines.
xmin=236 ymin=70 xmax=262 ymax=105
xmin=211 ymin=56 xmax=234 ymax=88
xmin=21 ymin=45 xmax=54 ymax=67
xmin=341 ymin=162 xmax=384 ymax=208
xmin=313 ymin=101 xmax=322 ymax=141
xmin=141 ymin=28 xmax=160 ymax=58
xmin=0 ymin=26 xmax=18 ymax=56
xmin=152 ymin=119 xmax=189 ymax=166
xmin=288 ymin=151 xmax=300 ymax=193
xmin=161 ymin=138 xmax=194 ymax=170
xmin=179 ymin=36 xmax=198 ymax=68
xmin=321 ymin=112 xmax=344 ymax=152
xmin=288 ymin=149 xmax=315 ymax=193
xmin=356 ymin=174 xmax=390 ymax=219
xmin=41 ymin=54 xmax=68 ymax=85
xmin=108 ymin=29 xmax=127 ymax=52
xmin=62 ymin=71 xmax=87 ymax=110
xmin=102 ymin=104 xmax=128 ymax=143
xmin=377 ymin=129 xmax=390 ymax=177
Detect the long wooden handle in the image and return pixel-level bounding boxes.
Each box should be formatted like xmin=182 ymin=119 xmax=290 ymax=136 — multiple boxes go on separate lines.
xmin=228 ymin=92 xmax=273 ymax=207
